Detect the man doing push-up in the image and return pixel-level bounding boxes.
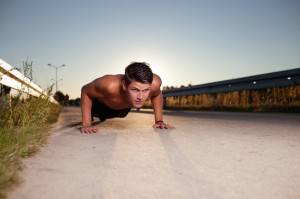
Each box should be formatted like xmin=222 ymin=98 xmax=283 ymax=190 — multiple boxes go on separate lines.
xmin=80 ymin=62 xmax=174 ymax=133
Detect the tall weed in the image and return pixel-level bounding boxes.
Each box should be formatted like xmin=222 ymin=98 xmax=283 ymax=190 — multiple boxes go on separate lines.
xmin=0 ymin=94 xmax=61 ymax=199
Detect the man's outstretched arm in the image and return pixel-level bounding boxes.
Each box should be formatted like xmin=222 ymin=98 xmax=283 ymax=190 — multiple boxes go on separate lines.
xmin=81 ymin=84 xmax=99 ymax=133
xmin=151 ymin=89 xmax=174 ymax=129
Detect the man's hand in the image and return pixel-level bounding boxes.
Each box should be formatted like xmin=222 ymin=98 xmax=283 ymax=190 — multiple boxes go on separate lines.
xmin=153 ymin=121 xmax=175 ymax=129
xmin=81 ymin=126 xmax=99 ymax=133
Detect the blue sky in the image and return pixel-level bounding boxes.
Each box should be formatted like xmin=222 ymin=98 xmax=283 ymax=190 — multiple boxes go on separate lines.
xmin=1 ymin=0 xmax=299 ymax=99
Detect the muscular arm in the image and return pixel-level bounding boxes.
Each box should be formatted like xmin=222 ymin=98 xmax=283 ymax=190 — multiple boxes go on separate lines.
xmin=151 ymin=75 xmax=174 ymax=129
xmin=81 ymin=84 xmax=93 ymax=127
xmin=80 ymin=80 xmax=100 ymax=133
xmin=151 ymin=89 xmax=163 ymax=123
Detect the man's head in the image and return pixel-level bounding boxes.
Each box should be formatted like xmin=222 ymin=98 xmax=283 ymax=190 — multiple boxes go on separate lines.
xmin=123 ymin=62 xmax=153 ymax=108
xmin=124 ymin=62 xmax=153 ymax=86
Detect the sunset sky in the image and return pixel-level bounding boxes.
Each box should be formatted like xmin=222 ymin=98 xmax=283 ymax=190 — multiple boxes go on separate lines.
xmin=1 ymin=0 xmax=299 ymax=99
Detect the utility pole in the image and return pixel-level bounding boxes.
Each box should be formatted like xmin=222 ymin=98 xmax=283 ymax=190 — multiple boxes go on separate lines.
xmin=23 ymin=57 xmax=33 ymax=81
xmin=48 ymin=63 xmax=66 ymax=93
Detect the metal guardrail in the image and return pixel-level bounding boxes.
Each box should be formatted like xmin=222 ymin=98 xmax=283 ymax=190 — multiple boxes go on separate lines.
xmin=0 ymin=58 xmax=57 ymax=104
xmin=162 ymin=68 xmax=300 ymax=97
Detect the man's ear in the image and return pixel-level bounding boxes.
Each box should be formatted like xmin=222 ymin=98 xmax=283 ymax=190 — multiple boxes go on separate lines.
xmin=122 ymin=80 xmax=127 ymax=90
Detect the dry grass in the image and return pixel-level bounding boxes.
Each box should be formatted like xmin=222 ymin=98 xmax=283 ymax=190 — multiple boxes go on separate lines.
xmin=144 ymin=86 xmax=300 ymax=112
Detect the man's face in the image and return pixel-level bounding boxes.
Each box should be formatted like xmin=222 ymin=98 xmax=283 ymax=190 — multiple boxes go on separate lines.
xmin=124 ymin=80 xmax=151 ymax=108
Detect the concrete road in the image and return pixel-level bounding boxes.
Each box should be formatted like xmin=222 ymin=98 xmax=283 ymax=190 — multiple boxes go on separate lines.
xmin=8 ymin=107 xmax=300 ymax=199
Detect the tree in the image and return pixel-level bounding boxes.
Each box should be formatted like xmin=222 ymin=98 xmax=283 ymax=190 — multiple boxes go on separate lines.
xmin=54 ymin=91 xmax=65 ymax=104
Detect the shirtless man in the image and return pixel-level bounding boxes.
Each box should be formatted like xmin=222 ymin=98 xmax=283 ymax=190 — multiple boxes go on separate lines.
xmin=81 ymin=62 xmax=174 ymax=133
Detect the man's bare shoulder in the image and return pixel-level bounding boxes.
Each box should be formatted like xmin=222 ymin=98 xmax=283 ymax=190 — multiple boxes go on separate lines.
xmin=95 ymin=74 xmax=123 ymax=94
xmin=152 ymin=74 xmax=162 ymax=88
xmin=150 ymin=74 xmax=162 ymax=96
xmin=82 ymin=74 xmax=122 ymax=98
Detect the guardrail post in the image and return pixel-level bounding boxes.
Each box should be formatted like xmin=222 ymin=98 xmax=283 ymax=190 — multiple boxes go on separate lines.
xmin=0 ymin=84 xmax=11 ymax=109
xmin=163 ymin=96 xmax=167 ymax=109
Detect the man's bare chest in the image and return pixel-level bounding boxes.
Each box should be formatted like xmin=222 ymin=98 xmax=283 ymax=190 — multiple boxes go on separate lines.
xmin=97 ymin=96 xmax=130 ymax=110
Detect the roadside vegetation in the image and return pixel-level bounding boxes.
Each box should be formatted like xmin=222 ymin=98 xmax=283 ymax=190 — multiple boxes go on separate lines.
xmin=0 ymin=93 xmax=61 ymax=199
xmin=144 ymin=85 xmax=300 ymax=112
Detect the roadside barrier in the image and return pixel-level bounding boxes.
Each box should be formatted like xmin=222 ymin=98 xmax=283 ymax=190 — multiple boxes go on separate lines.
xmin=162 ymin=67 xmax=300 ymax=108
xmin=163 ymin=68 xmax=300 ymax=97
xmin=0 ymin=58 xmax=57 ymax=104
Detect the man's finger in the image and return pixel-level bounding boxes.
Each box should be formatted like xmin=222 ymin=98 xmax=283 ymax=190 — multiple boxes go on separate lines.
xmin=153 ymin=123 xmax=175 ymax=129
xmin=92 ymin=128 xmax=98 ymax=133
xmin=166 ymin=124 xmax=174 ymax=129
xmin=153 ymin=124 xmax=159 ymax=128
xmin=82 ymin=128 xmax=88 ymax=133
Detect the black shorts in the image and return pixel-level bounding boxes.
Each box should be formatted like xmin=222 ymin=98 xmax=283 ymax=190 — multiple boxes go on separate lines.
xmin=91 ymin=99 xmax=131 ymax=121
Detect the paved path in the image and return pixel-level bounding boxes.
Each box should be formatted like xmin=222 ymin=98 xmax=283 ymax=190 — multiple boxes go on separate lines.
xmin=8 ymin=107 xmax=300 ymax=199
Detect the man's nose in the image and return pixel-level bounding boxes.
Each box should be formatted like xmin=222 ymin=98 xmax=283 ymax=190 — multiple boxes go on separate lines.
xmin=137 ymin=91 xmax=143 ymax=100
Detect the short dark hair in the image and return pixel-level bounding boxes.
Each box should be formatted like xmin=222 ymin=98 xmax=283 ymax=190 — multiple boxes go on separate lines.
xmin=124 ymin=62 xmax=153 ymax=85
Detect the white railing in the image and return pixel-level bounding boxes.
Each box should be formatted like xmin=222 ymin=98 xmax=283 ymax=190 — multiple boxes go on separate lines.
xmin=0 ymin=58 xmax=57 ymax=104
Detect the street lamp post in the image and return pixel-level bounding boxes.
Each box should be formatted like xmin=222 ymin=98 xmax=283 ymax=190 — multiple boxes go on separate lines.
xmin=48 ymin=63 xmax=66 ymax=93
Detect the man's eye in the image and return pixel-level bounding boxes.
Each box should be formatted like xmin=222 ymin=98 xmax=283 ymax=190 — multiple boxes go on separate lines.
xmin=133 ymin=89 xmax=139 ymax=92
xmin=143 ymin=89 xmax=150 ymax=93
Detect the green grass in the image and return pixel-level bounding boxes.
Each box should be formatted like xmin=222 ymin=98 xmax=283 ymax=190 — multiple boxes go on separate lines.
xmin=0 ymin=95 xmax=61 ymax=199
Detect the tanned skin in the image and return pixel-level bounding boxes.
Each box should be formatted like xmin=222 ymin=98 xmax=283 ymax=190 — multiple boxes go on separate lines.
xmin=81 ymin=74 xmax=174 ymax=133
